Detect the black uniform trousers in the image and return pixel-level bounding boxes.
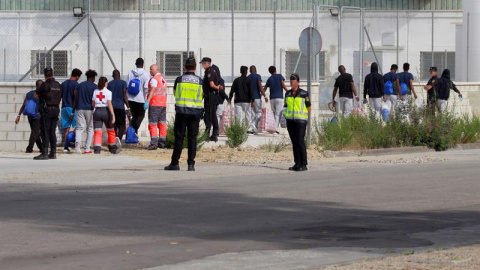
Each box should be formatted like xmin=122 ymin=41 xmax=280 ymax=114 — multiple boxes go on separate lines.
xmin=286 ymin=119 xmax=308 ymax=167
xmin=129 ymin=101 xmax=145 ymax=134
xmin=203 ymin=102 xmax=219 ymax=135
xmin=171 ymin=113 xmax=201 ymax=166
xmin=27 ymin=118 xmax=43 ymax=151
xmin=40 ymin=108 xmax=60 ymax=151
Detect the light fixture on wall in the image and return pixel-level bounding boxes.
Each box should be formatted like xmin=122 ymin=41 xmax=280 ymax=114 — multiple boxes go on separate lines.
xmin=73 ymin=7 xmax=84 ymax=18
xmin=329 ymin=8 xmax=339 ymax=17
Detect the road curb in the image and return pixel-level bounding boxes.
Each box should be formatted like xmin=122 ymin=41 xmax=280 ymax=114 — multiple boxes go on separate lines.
xmin=323 ymin=143 xmax=480 ymax=158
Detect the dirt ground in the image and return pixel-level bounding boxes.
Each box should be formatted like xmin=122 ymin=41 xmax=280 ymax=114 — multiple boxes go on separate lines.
xmin=319 ymin=245 xmax=480 ymax=270
xmin=120 ymin=142 xmax=326 ymax=164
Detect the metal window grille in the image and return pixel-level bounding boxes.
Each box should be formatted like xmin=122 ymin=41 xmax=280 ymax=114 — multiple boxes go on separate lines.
xmin=156 ymin=51 xmax=195 ymax=78
xmin=285 ymin=51 xmax=325 ymax=81
xmin=31 ymin=50 xmax=68 ymax=78
xmin=420 ymin=51 xmax=455 ymax=81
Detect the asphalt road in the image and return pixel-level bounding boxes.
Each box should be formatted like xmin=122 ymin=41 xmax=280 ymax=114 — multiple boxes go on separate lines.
xmin=0 ymin=149 xmax=479 ymax=270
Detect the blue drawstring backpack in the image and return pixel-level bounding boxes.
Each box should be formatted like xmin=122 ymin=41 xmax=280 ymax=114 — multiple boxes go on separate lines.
xmin=65 ymin=131 xmax=76 ymax=148
xmin=400 ymin=82 xmax=408 ymax=95
xmin=384 ymin=81 xmax=394 ymax=95
xmin=23 ymin=99 xmax=37 ymax=117
xmin=127 ymin=77 xmax=141 ymax=96
xmin=125 ymin=126 xmax=139 ymax=144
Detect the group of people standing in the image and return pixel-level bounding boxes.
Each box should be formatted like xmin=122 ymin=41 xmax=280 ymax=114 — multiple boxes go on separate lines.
xmin=332 ymin=62 xmax=462 ymax=118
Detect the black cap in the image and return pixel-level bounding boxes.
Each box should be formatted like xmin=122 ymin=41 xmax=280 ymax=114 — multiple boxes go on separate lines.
xmin=185 ymin=57 xmax=196 ymax=65
xmin=200 ymin=57 xmax=211 ymax=63
xmin=290 ymin=73 xmax=300 ymax=81
xmin=44 ymin=67 xmax=53 ymax=75
xmin=429 ymin=66 xmax=437 ymax=72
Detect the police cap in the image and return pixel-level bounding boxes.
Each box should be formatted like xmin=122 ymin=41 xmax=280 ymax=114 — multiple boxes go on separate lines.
xmin=185 ymin=57 xmax=196 ymax=65
xmin=429 ymin=66 xmax=437 ymax=72
xmin=44 ymin=67 xmax=53 ymax=76
xmin=200 ymin=57 xmax=212 ymax=63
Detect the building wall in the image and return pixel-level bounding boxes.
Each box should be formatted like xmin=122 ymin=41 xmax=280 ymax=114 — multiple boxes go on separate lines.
xmin=0 ymin=10 xmax=463 ymax=84
xmin=0 ymin=81 xmax=477 ymax=151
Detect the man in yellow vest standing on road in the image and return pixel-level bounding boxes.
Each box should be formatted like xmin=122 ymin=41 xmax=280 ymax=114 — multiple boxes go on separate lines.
xmin=145 ymin=64 xmax=168 ymax=150
xmin=165 ymin=57 xmax=204 ymax=171
xmin=283 ymin=73 xmax=311 ymax=172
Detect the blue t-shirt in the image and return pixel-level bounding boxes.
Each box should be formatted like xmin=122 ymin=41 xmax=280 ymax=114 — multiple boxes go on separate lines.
xmin=109 ymin=79 xmax=127 ymax=109
xmin=398 ymin=72 xmax=414 ymax=95
xmin=265 ymin=74 xmax=285 ymax=99
xmin=76 ymin=81 xmax=97 ymax=110
xmin=248 ymin=73 xmax=262 ymax=99
xmin=25 ymin=90 xmax=41 ymax=120
xmin=61 ymin=79 xmax=78 ymax=108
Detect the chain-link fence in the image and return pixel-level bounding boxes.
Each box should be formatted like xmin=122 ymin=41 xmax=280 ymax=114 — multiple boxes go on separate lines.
xmin=0 ymin=0 xmax=462 ymax=86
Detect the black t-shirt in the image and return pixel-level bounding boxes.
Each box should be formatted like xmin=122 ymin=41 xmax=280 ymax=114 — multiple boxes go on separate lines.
xmin=427 ymin=76 xmax=438 ymax=101
xmin=203 ymin=67 xmax=218 ymax=93
xmin=334 ymin=73 xmax=354 ymax=98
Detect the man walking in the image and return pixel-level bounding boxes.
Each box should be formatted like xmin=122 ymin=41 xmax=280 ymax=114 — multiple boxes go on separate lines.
xmin=72 ymin=69 xmax=97 ymax=154
xmin=15 ymin=80 xmax=44 ymax=153
xmin=201 ymin=57 xmax=223 ymax=142
xmin=435 ymin=69 xmax=463 ymax=112
xmin=109 ymin=69 xmax=129 ymax=144
xmin=165 ymin=57 xmax=203 ymax=171
xmin=34 ymin=68 xmax=62 ymax=160
xmin=145 ymin=64 xmax=168 ymax=150
xmin=383 ymin=64 xmax=401 ymax=109
xmin=248 ymin=65 xmax=263 ymax=134
xmin=398 ymin=63 xmax=417 ymax=101
xmin=263 ymin=66 xmax=287 ymax=134
xmin=61 ymin=68 xmax=82 ymax=153
xmin=126 ymin=58 xmax=150 ymax=135
xmin=424 ymin=66 xmax=439 ymax=112
xmin=228 ymin=66 xmax=254 ymax=128
xmin=363 ymin=63 xmax=386 ymax=119
xmin=332 ymin=65 xmax=359 ymax=117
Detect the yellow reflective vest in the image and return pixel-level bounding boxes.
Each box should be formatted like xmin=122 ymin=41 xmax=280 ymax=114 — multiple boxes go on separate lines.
xmin=175 ymin=73 xmax=203 ymax=114
xmin=283 ymin=88 xmax=310 ymax=122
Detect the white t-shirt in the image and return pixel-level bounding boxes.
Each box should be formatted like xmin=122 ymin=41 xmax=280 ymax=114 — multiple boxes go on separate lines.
xmin=126 ymin=68 xmax=151 ymax=103
xmin=92 ymin=88 xmax=112 ymax=108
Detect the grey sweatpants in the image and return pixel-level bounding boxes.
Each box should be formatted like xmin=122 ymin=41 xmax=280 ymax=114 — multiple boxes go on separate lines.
xmin=234 ymin=102 xmax=251 ymax=126
xmin=251 ymin=99 xmax=262 ymax=132
xmin=270 ymin=98 xmax=284 ymax=131
xmin=76 ymin=109 xmax=94 ymax=151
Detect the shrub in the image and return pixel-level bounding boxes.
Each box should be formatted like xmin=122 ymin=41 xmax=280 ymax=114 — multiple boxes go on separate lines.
xmin=224 ymin=117 xmax=248 ymax=148
xmin=314 ymin=104 xmax=480 ymax=152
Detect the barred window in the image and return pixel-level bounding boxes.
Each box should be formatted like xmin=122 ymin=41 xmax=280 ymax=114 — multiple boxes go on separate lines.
xmin=157 ymin=51 xmax=195 ymax=78
xmin=31 ymin=50 xmax=68 ymax=78
xmin=420 ymin=51 xmax=455 ymax=81
xmin=285 ymin=51 xmax=325 ymax=80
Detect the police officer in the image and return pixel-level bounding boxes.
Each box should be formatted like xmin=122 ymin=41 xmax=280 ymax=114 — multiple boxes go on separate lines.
xmin=283 ymin=73 xmax=311 ymax=172
xmin=200 ymin=57 xmax=223 ymax=142
xmin=165 ymin=57 xmax=204 ymax=171
xmin=424 ymin=66 xmax=438 ymax=113
xmin=34 ymin=67 xmax=62 ymax=160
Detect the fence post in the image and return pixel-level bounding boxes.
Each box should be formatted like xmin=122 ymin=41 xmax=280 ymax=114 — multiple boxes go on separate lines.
xmin=187 ymin=0 xmax=190 ymax=55
xmin=273 ymin=0 xmax=277 ymax=66
xmin=231 ymin=0 xmax=235 ymax=82
xmin=3 ymin=48 xmax=6 ymax=81
xmin=121 ymin=48 xmax=124 ymax=77
xmin=139 ymin=0 xmax=143 ymax=58
xmin=431 ymin=11 xmax=434 ymax=67
xmin=88 ymin=0 xmax=91 ymax=69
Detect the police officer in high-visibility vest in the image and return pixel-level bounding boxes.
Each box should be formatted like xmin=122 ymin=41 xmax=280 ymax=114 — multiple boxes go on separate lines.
xmin=165 ymin=57 xmax=203 ymax=171
xmin=283 ymin=73 xmax=311 ymax=172
xmin=34 ymin=67 xmax=63 ymax=160
xmin=145 ymin=64 xmax=168 ymax=150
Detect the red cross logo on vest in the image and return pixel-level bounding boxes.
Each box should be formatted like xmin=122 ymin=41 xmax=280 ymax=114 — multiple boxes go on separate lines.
xmin=97 ymin=92 xmax=105 ymax=102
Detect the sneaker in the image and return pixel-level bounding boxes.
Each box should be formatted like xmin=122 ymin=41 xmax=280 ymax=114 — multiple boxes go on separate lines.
xmin=247 ymin=131 xmax=255 ymax=135
xmin=116 ymin=137 xmax=122 ymax=149
xmin=164 ymin=164 xmax=180 ymax=171
xmin=75 ymin=145 xmax=82 ymax=154
xmin=63 ymin=148 xmax=70 ymax=153
xmin=110 ymin=148 xmax=121 ymax=155
xmin=147 ymin=144 xmax=158 ymax=151
xmin=188 ymin=165 xmax=195 ymax=171
xmin=209 ymin=135 xmax=218 ymax=142
xmin=84 ymin=150 xmax=93 ymax=154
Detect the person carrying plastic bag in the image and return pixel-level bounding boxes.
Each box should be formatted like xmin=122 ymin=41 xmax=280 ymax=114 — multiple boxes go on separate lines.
xmin=363 ymin=62 xmax=386 ymax=119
